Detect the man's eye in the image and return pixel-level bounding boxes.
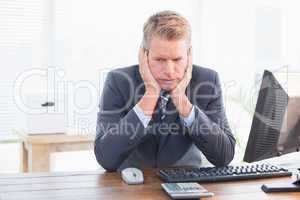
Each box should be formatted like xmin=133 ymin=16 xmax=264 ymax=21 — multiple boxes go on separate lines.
xmin=174 ymin=58 xmax=182 ymax=62
xmin=156 ymin=59 xmax=163 ymax=62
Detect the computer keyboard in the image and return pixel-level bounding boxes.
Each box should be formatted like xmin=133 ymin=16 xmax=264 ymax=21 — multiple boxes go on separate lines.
xmin=158 ymin=163 xmax=292 ymax=183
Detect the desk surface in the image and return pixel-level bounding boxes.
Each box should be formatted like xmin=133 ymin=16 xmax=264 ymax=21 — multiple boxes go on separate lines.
xmin=24 ymin=134 xmax=95 ymax=144
xmin=0 ymin=169 xmax=299 ymax=200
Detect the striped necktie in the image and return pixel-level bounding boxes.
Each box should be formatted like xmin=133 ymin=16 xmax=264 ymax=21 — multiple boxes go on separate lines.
xmin=159 ymin=90 xmax=170 ymax=120
xmin=152 ymin=90 xmax=170 ymax=142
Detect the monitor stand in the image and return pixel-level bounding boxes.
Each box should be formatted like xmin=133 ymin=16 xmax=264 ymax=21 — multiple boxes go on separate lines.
xmin=261 ymin=177 xmax=300 ymax=193
xmin=259 ymin=151 xmax=300 ymax=192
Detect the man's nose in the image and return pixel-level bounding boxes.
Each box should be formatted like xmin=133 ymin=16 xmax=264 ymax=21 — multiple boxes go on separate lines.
xmin=164 ymin=61 xmax=175 ymax=77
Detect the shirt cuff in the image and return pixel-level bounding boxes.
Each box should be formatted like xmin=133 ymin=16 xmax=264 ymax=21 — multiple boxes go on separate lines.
xmin=180 ymin=105 xmax=195 ymax=128
xmin=133 ymin=104 xmax=151 ymax=128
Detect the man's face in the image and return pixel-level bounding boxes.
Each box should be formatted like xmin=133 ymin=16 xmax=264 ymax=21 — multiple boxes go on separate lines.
xmin=147 ymin=36 xmax=189 ymax=91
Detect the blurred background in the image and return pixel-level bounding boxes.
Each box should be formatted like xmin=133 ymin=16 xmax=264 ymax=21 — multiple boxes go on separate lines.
xmin=0 ymin=0 xmax=299 ymax=173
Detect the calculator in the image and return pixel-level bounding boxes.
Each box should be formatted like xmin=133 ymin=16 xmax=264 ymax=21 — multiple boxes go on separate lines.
xmin=161 ymin=182 xmax=214 ymax=199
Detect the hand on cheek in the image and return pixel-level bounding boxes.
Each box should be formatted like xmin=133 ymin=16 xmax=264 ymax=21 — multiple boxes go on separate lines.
xmin=170 ymin=47 xmax=193 ymax=117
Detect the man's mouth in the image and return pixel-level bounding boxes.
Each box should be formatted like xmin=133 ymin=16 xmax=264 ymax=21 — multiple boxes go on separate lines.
xmin=160 ymin=79 xmax=175 ymax=85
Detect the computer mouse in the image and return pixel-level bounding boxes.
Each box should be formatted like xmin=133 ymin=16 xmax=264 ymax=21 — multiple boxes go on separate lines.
xmin=121 ymin=167 xmax=144 ymax=185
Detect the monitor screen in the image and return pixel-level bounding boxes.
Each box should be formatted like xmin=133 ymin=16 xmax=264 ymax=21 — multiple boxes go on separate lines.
xmin=243 ymin=70 xmax=300 ymax=162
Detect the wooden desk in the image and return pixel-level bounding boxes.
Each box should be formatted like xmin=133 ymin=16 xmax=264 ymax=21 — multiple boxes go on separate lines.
xmin=0 ymin=169 xmax=299 ymax=199
xmin=20 ymin=134 xmax=95 ymax=173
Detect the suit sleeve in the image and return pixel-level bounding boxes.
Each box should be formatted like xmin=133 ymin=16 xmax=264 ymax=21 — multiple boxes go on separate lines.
xmin=94 ymin=71 xmax=149 ymax=171
xmin=188 ymin=72 xmax=236 ymax=167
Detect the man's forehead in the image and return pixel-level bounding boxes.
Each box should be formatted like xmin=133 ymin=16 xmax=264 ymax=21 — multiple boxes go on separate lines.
xmin=148 ymin=38 xmax=188 ymax=58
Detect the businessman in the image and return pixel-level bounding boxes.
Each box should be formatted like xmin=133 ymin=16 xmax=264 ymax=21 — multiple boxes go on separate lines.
xmin=94 ymin=10 xmax=235 ymax=171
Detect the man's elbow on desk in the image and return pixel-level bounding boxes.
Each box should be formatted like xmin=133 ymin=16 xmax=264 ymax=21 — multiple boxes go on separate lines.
xmin=94 ymin=138 xmax=120 ymax=172
xmin=213 ymin=140 xmax=235 ymax=167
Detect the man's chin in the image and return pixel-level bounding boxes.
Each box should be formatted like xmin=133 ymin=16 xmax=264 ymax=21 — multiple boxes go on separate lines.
xmin=160 ymin=84 xmax=176 ymax=92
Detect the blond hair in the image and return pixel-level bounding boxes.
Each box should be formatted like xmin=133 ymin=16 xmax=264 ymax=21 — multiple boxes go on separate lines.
xmin=142 ymin=10 xmax=191 ymax=50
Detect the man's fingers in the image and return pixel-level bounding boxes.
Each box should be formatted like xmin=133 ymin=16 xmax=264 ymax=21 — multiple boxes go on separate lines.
xmin=138 ymin=48 xmax=155 ymax=83
xmin=187 ymin=47 xmax=193 ymax=74
xmin=139 ymin=48 xmax=148 ymax=72
xmin=183 ymin=47 xmax=193 ymax=83
xmin=138 ymin=48 xmax=146 ymax=67
xmin=138 ymin=48 xmax=142 ymax=62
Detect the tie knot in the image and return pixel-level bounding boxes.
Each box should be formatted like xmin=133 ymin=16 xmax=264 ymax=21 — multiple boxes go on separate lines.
xmin=160 ymin=90 xmax=170 ymax=103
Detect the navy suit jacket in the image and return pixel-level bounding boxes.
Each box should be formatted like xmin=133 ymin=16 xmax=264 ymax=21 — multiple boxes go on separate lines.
xmin=94 ymin=65 xmax=235 ymax=171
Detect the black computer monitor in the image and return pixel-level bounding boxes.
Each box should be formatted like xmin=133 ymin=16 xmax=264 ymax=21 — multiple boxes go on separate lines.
xmin=243 ymin=70 xmax=300 ymax=163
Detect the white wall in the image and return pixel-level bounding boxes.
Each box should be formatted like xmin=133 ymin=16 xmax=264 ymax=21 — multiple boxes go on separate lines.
xmin=198 ymin=0 xmax=300 ymax=161
xmin=0 ymin=0 xmax=49 ymax=173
